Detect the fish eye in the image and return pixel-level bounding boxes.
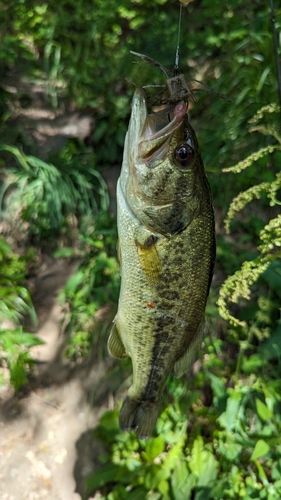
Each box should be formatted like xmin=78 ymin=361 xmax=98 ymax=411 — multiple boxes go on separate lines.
xmin=174 ymin=143 xmax=195 ymax=167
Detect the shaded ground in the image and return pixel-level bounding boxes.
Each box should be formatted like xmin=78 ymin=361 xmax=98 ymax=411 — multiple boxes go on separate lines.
xmin=0 ymin=72 xmax=123 ymax=500
xmin=0 ymin=69 xmax=227 ymax=500
xmin=0 ymin=259 xmax=119 ymax=500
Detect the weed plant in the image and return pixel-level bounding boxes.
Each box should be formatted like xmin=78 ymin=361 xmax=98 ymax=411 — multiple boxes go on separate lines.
xmin=58 ymin=211 xmax=120 ymax=360
xmin=0 ymin=238 xmax=42 ymax=390
xmin=0 ymin=142 xmax=109 ymax=241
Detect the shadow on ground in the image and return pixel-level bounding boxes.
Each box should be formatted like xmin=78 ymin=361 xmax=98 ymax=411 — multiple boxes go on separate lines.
xmin=0 ymin=71 xmax=125 ymax=500
xmin=0 ymin=256 xmax=122 ymax=500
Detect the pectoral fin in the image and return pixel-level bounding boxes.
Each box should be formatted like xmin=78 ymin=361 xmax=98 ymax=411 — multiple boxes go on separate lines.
xmin=108 ymin=321 xmax=127 ymax=359
xmin=174 ymin=317 xmax=205 ymax=378
xmin=135 ymin=235 xmax=162 ymax=285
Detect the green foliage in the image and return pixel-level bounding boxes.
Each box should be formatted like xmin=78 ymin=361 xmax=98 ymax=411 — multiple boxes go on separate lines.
xmin=59 ymin=212 xmax=120 ymax=359
xmin=1 ymin=1 xmax=281 ymax=497
xmin=218 ymin=104 xmax=281 ymax=326
xmin=0 ymin=237 xmax=43 ymax=390
xmin=0 ymin=238 xmax=36 ymax=324
xmin=1 ymin=0 xmax=279 ymax=170
xmin=1 ymin=327 xmax=44 ymax=391
xmin=0 ymin=143 xmax=109 ymax=239
xmin=86 ymin=364 xmax=281 ymax=500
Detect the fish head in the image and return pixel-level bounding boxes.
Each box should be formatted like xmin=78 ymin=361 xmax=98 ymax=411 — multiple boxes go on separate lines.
xmin=120 ymin=87 xmax=210 ymax=236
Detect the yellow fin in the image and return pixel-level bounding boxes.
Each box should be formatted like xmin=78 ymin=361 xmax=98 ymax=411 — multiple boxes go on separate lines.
xmin=174 ymin=318 xmax=205 ymax=378
xmin=108 ymin=321 xmax=127 ymax=359
xmin=135 ymin=235 xmax=162 ymax=284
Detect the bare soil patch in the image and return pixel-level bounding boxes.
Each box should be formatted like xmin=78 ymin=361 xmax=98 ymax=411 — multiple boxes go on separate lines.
xmin=0 ymin=259 xmax=117 ymax=500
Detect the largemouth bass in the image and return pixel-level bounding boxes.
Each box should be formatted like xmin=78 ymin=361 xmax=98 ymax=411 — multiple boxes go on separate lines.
xmin=108 ymin=70 xmax=215 ymax=440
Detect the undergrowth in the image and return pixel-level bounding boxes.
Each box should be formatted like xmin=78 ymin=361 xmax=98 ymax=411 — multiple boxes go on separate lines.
xmin=85 ymin=344 xmax=281 ymax=500
xmin=58 ymin=211 xmax=120 ymax=360
xmin=218 ymin=104 xmax=281 ymax=326
xmin=0 ymin=238 xmax=43 ymax=390
xmin=0 ymin=142 xmax=109 ymax=240
xmin=85 ymin=104 xmax=281 ymax=500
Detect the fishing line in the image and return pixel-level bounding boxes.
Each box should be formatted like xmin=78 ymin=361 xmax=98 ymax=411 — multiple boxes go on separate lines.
xmin=174 ymin=2 xmax=183 ymax=75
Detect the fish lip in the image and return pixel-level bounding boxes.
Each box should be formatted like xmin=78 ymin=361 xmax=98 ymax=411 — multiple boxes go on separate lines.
xmin=138 ymin=100 xmax=187 ymax=162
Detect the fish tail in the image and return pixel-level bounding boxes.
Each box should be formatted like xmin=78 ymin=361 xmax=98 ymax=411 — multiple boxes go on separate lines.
xmin=119 ymin=395 xmax=161 ymax=440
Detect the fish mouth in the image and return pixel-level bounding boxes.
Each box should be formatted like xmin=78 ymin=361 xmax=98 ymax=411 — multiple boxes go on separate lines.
xmin=138 ymin=98 xmax=187 ymax=163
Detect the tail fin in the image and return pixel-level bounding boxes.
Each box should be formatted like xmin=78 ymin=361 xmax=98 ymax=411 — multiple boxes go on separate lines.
xmin=119 ymin=395 xmax=161 ymax=440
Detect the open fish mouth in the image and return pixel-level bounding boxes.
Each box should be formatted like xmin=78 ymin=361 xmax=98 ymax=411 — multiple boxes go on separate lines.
xmin=138 ymin=96 xmax=187 ymax=163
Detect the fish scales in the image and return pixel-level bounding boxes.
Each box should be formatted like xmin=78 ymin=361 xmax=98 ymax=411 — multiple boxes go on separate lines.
xmin=108 ymin=76 xmax=215 ymax=439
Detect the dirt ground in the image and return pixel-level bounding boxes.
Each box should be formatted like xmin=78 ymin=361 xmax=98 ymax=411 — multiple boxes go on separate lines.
xmin=0 ymin=74 xmax=124 ymax=500
xmin=0 ymin=258 xmax=119 ymax=500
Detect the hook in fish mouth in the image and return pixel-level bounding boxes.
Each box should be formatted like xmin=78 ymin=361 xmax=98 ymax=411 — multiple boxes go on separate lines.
xmin=138 ymin=96 xmax=187 ymax=162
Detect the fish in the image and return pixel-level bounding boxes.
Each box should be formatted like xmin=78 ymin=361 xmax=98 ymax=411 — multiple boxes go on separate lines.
xmin=108 ymin=66 xmax=215 ymax=440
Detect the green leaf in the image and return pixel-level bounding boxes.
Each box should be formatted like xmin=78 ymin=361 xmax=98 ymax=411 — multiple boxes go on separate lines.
xmin=18 ymin=332 xmax=44 ymax=348
xmin=189 ymin=436 xmax=219 ymax=487
xmin=257 ymin=66 xmax=271 ymax=93
xmin=242 ymin=354 xmax=264 ymax=373
xmin=145 ymin=465 xmax=169 ymax=490
xmin=164 ymin=422 xmax=187 ymax=466
xmin=259 ymin=324 xmax=281 ymax=360
xmin=218 ymin=391 xmax=241 ymax=432
xmin=250 ymin=440 xmax=270 ymax=461
xmin=143 ymin=435 xmax=165 ymax=462
xmin=255 ymin=398 xmax=273 ymax=421
xmin=206 ymin=372 xmax=226 ymax=399
xmin=171 ymin=460 xmax=194 ymax=500
xmin=86 ymin=463 xmax=120 ymax=491
xmin=255 ymin=460 xmax=269 ymax=485
xmin=52 ymin=247 xmax=76 ymax=258
xmin=9 ymin=358 xmax=28 ymax=391
xmin=272 ymin=459 xmax=281 ymax=480
xmin=210 ymin=479 xmax=231 ymax=500
xmin=146 ymin=492 xmax=162 ymax=500
xmin=194 ymin=488 xmax=211 ymax=500
xmin=125 ymin=457 xmax=141 ymax=471
xmin=63 ymin=270 xmax=85 ymax=295
xmin=99 ymin=410 xmax=120 ymax=431
xmin=127 ymin=487 xmax=148 ymax=500
xmin=158 ymin=479 xmax=169 ymax=495
xmin=222 ymin=443 xmax=242 ymax=462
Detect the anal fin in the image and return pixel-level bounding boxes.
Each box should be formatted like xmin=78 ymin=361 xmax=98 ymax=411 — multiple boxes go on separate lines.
xmin=174 ymin=317 xmax=205 ymax=378
xmin=107 ymin=321 xmax=127 ymax=359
